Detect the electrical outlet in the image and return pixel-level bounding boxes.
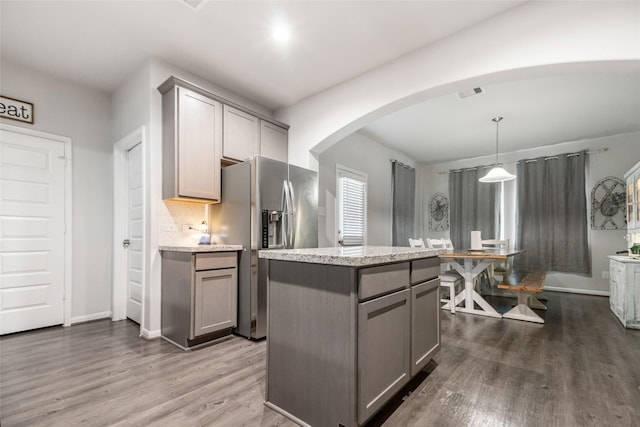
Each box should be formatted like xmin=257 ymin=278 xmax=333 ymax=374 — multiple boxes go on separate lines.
xmin=602 ymin=271 xmax=609 ymax=279
xmin=164 ymin=224 xmax=178 ymax=232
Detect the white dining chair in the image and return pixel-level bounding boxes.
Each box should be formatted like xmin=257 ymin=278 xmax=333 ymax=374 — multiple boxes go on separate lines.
xmin=426 ymin=238 xmax=462 ymax=314
xmin=408 ymin=237 xmax=425 ymax=248
xmin=481 ymin=239 xmax=512 ymax=283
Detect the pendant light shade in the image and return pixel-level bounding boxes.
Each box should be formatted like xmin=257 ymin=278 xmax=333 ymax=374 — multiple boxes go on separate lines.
xmin=479 ymin=116 xmax=515 ymax=183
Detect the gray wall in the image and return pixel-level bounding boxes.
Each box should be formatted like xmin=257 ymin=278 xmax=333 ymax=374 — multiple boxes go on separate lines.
xmin=318 ymin=132 xmax=415 ymax=247
xmin=419 ymin=130 xmax=640 ymax=295
xmin=111 ymin=58 xmax=279 ymax=336
xmin=1 ymin=60 xmax=113 ymax=321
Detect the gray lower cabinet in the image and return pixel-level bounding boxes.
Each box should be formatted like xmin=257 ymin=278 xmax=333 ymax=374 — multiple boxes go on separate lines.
xmin=358 ymin=288 xmax=411 ymax=425
xmin=161 ymin=251 xmax=237 ymax=349
xmin=411 ymin=278 xmax=440 ymax=376
xmin=266 ymin=256 xmax=440 ymax=426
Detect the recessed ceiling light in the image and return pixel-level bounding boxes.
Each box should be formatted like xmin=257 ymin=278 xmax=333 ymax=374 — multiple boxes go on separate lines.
xmin=272 ymin=26 xmax=290 ymax=42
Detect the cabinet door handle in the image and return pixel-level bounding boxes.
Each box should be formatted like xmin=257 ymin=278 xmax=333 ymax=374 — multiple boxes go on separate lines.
xmin=122 ymin=239 xmax=131 ymax=248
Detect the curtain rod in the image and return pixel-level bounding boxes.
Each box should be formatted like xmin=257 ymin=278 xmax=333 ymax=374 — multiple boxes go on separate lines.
xmin=437 ymin=148 xmax=608 ymax=175
xmin=390 ymin=158 xmax=415 ymax=171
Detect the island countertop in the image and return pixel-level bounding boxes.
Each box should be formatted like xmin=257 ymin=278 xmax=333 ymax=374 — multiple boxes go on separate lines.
xmin=258 ymin=245 xmax=444 ymax=266
xmin=159 ymin=244 xmax=243 ymax=253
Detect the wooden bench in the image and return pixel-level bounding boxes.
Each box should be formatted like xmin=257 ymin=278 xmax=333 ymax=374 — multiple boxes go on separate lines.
xmin=497 ymin=271 xmax=546 ymax=323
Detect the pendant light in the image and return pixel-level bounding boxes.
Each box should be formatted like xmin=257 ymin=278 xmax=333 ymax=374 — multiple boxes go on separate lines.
xmin=479 ymin=116 xmax=516 ymax=183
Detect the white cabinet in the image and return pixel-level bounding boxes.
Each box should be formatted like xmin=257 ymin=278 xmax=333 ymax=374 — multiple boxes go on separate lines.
xmin=625 ymin=160 xmax=640 ymax=231
xmin=260 ymin=120 xmax=288 ymax=163
xmin=161 ymin=250 xmax=238 ymax=349
xmin=160 ymin=84 xmax=222 ymax=203
xmin=222 ymin=105 xmax=259 ymax=162
xmin=609 ymin=257 xmax=640 ymax=329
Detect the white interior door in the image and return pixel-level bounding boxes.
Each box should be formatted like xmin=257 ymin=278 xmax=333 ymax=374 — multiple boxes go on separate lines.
xmin=126 ymin=143 xmax=143 ymax=324
xmin=0 ymin=128 xmax=66 ymax=335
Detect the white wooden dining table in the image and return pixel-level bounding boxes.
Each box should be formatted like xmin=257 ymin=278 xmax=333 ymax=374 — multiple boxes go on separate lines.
xmin=439 ymin=248 xmax=525 ymax=318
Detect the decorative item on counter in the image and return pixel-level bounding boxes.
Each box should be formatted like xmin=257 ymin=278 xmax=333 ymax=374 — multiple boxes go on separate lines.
xmin=470 ymin=231 xmax=482 ymax=250
xmin=428 ymin=193 xmax=449 ymax=231
xmin=198 ymin=220 xmax=210 ymax=245
xmin=630 ymin=244 xmax=640 ymax=258
xmin=591 ymin=176 xmax=626 ymax=230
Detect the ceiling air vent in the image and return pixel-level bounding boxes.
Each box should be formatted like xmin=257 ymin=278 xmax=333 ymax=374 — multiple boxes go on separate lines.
xmin=183 ymin=0 xmax=204 ymax=9
xmin=457 ymin=87 xmax=485 ymax=100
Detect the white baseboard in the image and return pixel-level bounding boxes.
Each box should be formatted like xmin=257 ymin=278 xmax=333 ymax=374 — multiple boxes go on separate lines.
xmin=141 ymin=328 xmax=162 ymax=340
xmin=544 ymin=286 xmax=609 ymax=297
xmin=70 ymin=311 xmax=113 ymax=324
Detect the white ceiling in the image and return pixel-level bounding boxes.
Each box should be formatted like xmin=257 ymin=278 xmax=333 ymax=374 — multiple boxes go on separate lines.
xmin=0 ymin=0 xmax=522 ymax=109
xmin=361 ymin=71 xmax=640 ymax=164
xmin=1 ymin=0 xmax=638 ymax=163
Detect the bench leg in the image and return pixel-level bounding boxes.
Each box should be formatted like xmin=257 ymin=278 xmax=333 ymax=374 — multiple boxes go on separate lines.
xmin=527 ymin=295 xmax=547 ymax=310
xmin=502 ymin=291 xmax=544 ymax=324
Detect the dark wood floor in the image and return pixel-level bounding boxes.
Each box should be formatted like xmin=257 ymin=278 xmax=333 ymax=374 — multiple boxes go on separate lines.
xmin=2 ymin=292 xmax=639 ymax=427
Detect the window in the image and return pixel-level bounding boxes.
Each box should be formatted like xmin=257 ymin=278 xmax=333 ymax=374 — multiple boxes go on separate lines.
xmin=337 ymin=165 xmax=367 ymax=246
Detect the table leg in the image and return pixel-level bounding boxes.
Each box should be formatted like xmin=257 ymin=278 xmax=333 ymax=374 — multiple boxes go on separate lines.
xmin=450 ymin=258 xmax=502 ymax=319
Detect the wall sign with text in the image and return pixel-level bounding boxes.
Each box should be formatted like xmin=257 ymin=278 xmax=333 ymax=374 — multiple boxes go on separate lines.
xmin=0 ymin=95 xmax=34 ymax=124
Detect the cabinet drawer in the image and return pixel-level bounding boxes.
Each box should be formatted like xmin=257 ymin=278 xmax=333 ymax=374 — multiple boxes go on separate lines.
xmin=359 ymin=262 xmax=409 ymax=300
xmin=411 ymin=257 xmax=440 ymax=284
xmin=195 ymin=252 xmax=237 ymax=271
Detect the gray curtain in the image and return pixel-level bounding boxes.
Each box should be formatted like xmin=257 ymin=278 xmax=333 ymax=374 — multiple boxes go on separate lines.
xmin=516 ymin=151 xmax=590 ymax=274
xmin=392 ymin=162 xmax=415 ymax=246
xmin=449 ymin=167 xmax=498 ymax=249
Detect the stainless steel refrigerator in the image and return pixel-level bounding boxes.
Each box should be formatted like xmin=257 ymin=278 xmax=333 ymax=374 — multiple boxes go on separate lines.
xmin=210 ymin=156 xmax=318 ymax=339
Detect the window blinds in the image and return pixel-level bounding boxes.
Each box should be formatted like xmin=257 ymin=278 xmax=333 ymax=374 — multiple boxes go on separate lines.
xmin=338 ymin=176 xmax=366 ymax=246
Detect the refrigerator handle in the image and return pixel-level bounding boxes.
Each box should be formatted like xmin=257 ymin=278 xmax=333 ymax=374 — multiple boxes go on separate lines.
xmin=281 ymin=180 xmax=289 ymax=248
xmin=288 ymin=180 xmax=296 ymax=248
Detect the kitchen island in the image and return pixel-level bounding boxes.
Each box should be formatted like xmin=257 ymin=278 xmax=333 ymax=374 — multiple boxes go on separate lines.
xmin=259 ymin=246 xmax=444 ymax=427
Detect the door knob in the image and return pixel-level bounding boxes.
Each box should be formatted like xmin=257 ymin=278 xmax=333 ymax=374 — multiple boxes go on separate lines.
xmin=122 ymin=239 xmax=130 ymax=248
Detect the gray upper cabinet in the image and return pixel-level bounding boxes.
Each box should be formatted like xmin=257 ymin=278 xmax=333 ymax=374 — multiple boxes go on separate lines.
xmin=160 ymin=76 xmax=288 ymax=173
xmin=161 ymin=84 xmax=222 ymax=203
xmin=223 ymin=105 xmax=259 ymax=162
xmin=260 ymin=120 xmax=288 ymax=163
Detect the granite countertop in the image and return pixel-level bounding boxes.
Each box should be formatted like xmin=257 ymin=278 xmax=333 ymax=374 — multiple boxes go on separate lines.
xmin=608 ymin=255 xmax=640 ymax=263
xmin=258 ymin=246 xmax=445 ymax=267
xmin=159 ymin=244 xmax=243 ymax=253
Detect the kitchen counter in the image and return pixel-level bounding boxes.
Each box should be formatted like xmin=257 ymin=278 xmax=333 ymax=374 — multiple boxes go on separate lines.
xmin=608 ymin=255 xmax=640 ymax=263
xmin=258 ymin=245 xmax=444 ymax=266
xmin=159 ymin=244 xmax=243 ymax=252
